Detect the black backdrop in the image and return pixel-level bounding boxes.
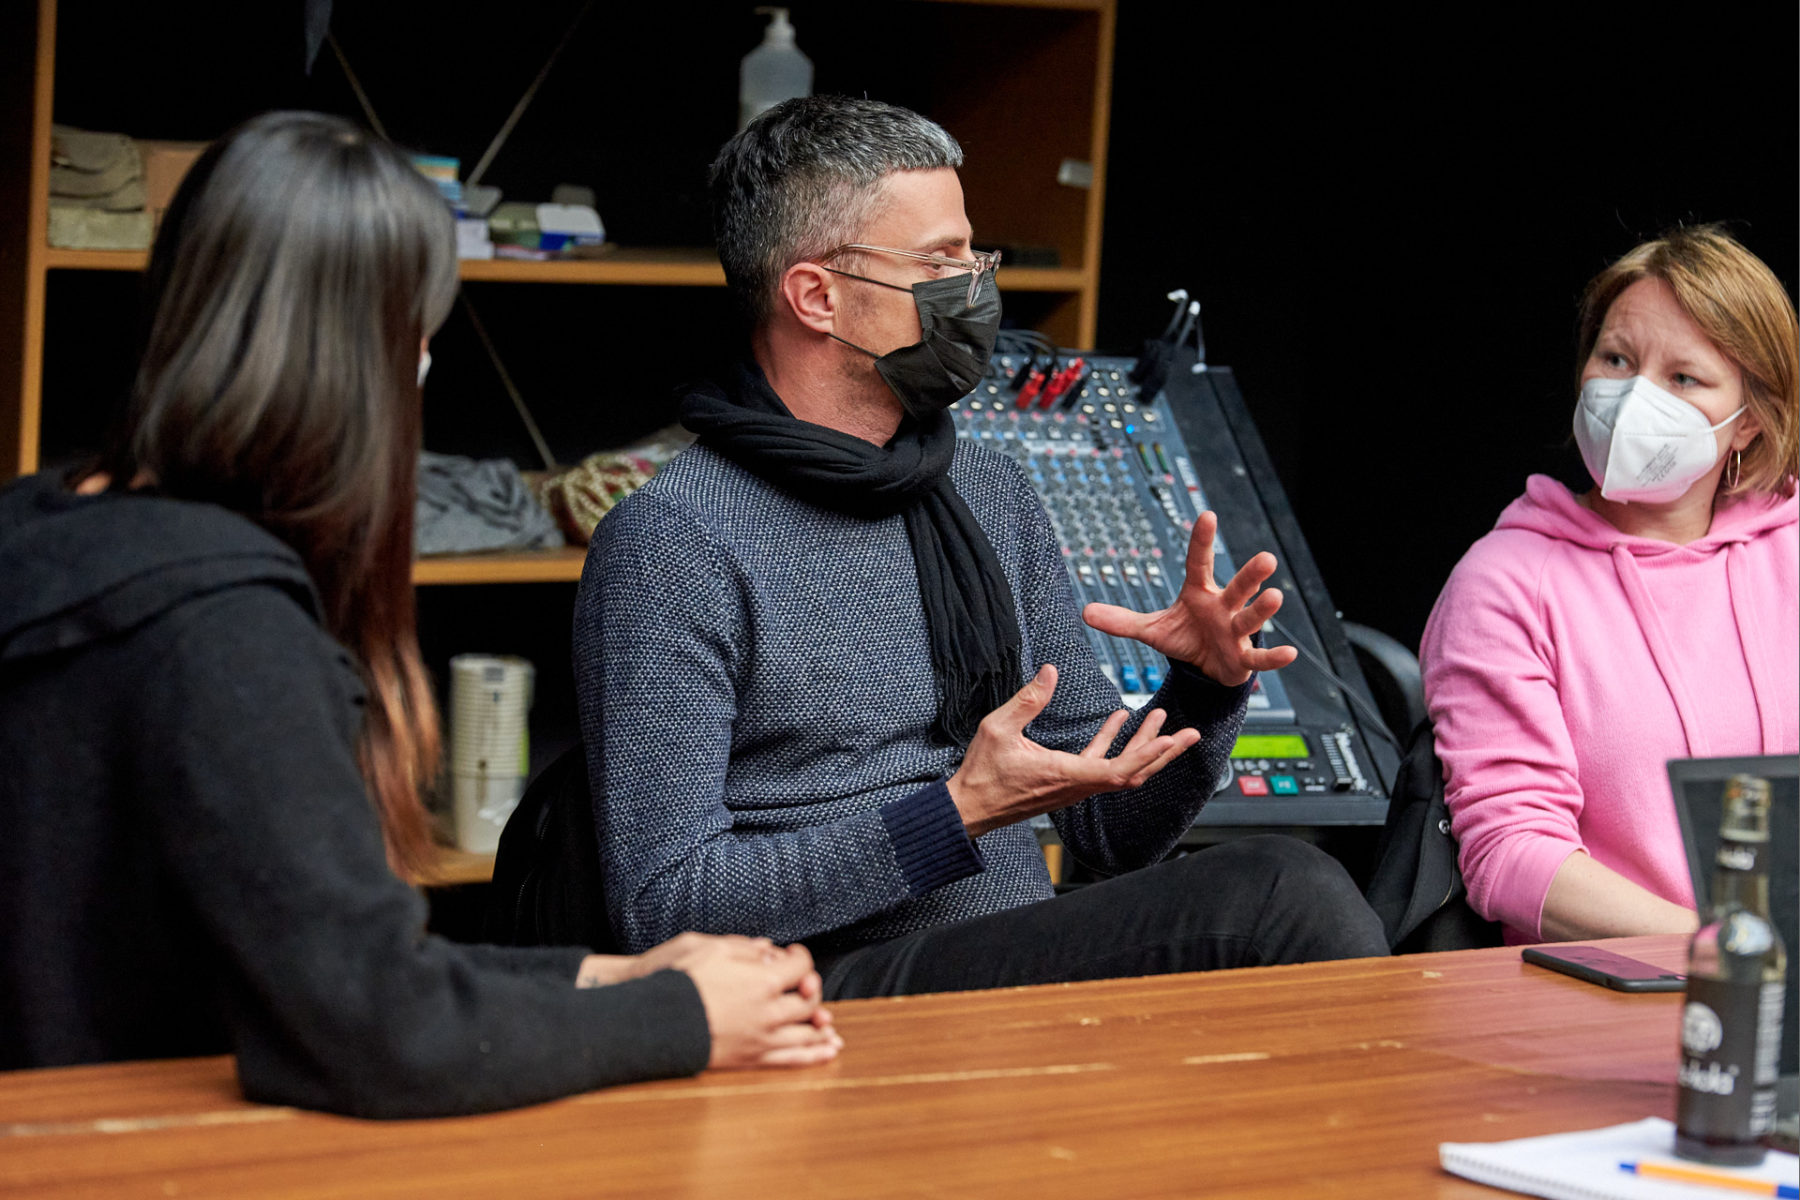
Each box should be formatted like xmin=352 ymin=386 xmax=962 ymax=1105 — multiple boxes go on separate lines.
xmin=1097 ymin=5 xmax=1798 ymax=651
xmin=43 ymin=1 xmax=1798 ymax=654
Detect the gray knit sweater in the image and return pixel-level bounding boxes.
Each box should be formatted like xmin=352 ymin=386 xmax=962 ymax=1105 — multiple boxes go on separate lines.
xmin=575 ymin=437 xmax=1249 ymax=955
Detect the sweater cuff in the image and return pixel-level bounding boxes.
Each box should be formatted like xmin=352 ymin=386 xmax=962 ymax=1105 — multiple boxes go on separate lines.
xmin=459 ymin=943 xmax=591 ymax=978
xmin=1164 ymin=658 xmax=1255 ymax=722
xmin=879 ymin=780 xmax=984 ymax=897
xmin=585 ymin=968 xmax=712 ymax=1079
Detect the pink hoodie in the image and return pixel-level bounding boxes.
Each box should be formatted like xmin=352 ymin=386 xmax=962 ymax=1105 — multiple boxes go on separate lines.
xmin=1421 ymin=475 xmax=1798 ymax=942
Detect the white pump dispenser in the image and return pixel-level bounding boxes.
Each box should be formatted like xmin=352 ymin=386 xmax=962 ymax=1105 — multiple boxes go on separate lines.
xmin=738 ymin=7 xmax=813 ymax=131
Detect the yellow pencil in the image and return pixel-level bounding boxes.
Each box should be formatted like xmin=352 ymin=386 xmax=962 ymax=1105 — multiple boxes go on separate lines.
xmin=1619 ymin=1159 xmax=1798 ymax=1197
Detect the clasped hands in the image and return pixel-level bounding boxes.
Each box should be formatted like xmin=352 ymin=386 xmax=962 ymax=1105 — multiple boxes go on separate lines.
xmin=577 ymin=932 xmax=841 ymax=1070
xmin=946 ymin=513 xmax=1298 ymax=836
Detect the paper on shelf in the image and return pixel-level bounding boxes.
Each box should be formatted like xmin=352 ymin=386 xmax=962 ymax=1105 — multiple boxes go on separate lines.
xmin=1440 ymin=1118 xmax=1797 ymax=1199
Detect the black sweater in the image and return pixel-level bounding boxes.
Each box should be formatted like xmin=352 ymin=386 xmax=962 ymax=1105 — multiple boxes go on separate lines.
xmin=0 ymin=473 xmax=710 ymax=1117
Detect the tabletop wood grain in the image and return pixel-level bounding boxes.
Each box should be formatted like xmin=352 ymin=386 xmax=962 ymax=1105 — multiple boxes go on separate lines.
xmin=0 ymin=935 xmax=1692 ymax=1199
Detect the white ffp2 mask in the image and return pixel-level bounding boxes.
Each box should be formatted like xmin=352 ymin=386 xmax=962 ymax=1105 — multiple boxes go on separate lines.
xmin=1572 ymin=375 xmax=1744 ymax=503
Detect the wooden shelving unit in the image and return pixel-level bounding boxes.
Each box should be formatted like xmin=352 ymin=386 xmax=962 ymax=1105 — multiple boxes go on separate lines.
xmin=1 ymin=0 xmax=1118 ymax=879
xmin=4 ymin=0 xmax=1117 ymax=485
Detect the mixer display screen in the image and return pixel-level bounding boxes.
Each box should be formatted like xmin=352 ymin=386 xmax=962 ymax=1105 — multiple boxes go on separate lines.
xmin=1231 ymin=734 xmax=1312 ymax=760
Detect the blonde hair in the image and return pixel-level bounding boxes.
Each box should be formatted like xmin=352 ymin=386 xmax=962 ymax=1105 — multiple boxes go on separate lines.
xmin=1577 ymin=224 xmax=1799 ymax=500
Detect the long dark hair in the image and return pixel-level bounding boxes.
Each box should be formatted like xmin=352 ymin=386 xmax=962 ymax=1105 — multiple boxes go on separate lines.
xmin=91 ymin=111 xmax=459 ymax=879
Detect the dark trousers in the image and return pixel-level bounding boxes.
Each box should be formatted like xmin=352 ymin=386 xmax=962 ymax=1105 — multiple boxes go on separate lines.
xmin=817 ymin=834 xmax=1389 ymax=1000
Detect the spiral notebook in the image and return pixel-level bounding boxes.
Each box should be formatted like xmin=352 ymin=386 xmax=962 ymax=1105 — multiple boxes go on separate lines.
xmin=1439 ymin=1118 xmax=1798 ymax=1199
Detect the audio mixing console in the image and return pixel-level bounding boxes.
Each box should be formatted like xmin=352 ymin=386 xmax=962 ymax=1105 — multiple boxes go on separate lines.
xmin=952 ymin=347 xmax=1396 ymax=829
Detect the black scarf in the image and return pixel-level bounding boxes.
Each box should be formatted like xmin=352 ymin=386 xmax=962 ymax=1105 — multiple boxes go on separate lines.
xmin=679 ymin=360 xmax=1023 ymax=746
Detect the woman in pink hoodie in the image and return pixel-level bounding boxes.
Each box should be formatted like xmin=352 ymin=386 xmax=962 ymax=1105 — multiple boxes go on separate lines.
xmin=1421 ymin=226 xmax=1798 ymax=945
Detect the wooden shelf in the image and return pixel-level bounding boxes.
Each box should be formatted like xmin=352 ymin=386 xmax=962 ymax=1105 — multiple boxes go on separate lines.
xmin=44 ymin=244 xmax=1088 ymax=293
xmin=459 ymin=247 xmax=722 ymax=286
xmin=425 ymin=845 xmax=495 ymax=887
xmin=412 ymin=547 xmax=586 ymax=586
xmin=43 ymin=246 xmax=147 ymax=270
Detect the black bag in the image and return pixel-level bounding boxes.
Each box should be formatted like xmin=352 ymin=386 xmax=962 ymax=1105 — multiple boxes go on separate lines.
xmin=1363 ymin=721 xmax=1502 ymax=953
xmin=483 ymin=744 xmax=618 ymax=952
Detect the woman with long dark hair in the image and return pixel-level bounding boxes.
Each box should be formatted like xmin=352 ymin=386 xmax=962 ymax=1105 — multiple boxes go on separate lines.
xmin=0 ymin=111 xmax=837 ymax=1118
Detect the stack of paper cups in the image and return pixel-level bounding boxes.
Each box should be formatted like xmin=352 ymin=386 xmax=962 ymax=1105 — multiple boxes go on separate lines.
xmin=448 ymin=654 xmax=534 ymax=854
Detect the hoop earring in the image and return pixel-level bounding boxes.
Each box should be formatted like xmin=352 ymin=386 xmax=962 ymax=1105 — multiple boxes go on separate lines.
xmin=1725 ymin=448 xmax=1742 ymax=490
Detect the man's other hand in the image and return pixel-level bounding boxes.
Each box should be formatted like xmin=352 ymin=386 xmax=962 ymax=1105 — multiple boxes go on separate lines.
xmin=945 ymin=664 xmax=1200 ymax=838
xmin=1082 ymin=511 xmax=1298 ymax=686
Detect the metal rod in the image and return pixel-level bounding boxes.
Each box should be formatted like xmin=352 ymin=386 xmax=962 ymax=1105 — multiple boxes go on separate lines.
xmin=457 ymin=294 xmax=558 ymax=471
xmin=325 ymin=31 xmax=389 ymax=141
xmin=329 ymin=26 xmax=560 ymax=471
xmin=467 ymin=0 xmax=597 ymax=187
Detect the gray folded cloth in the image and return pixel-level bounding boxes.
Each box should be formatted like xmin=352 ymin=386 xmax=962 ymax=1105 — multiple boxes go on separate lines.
xmin=415 ymin=452 xmax=563 ymax=556
xmin=47 ymin=207 xmax=153 ymax=250
xmin=48 ymin=126 xmax=149 ymax=233
xmin=50 ymin=179 xmax=148 ymax=212
xmin=51 ymin=125 xmax=136 ymax=174
xmin=51 ymin=127 xmax=143 ymax=205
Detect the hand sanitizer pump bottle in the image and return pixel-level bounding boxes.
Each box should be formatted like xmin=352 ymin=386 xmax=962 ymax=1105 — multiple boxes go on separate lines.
xmin=739 ymin=7 xmax=813 ymax=131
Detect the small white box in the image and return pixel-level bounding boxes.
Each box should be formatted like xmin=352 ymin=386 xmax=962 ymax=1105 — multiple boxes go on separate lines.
xmin=535 ymin=203 xmax=605 ymax=250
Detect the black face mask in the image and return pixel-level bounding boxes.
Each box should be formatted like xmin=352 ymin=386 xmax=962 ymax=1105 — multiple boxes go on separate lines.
xmin=832 ymin=272 xmax=1003 ymax=421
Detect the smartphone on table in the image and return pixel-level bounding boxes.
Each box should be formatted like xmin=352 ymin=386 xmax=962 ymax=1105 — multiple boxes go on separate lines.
xmin=1521 ymin=945 xmax=1687 ymax=993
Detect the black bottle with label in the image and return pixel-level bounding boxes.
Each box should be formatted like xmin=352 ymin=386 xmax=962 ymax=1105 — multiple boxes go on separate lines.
xmin=1675 ymin=774 xmax=1788 ymax=1165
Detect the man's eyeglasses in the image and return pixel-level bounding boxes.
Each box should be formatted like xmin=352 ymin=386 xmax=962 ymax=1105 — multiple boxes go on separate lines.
xmin=818 ymin=243 xmax=1002 ymax=308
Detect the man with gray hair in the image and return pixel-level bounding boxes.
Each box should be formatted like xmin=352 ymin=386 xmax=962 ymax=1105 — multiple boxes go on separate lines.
xmin=574 ymin=96 xmax=1387 ymax=999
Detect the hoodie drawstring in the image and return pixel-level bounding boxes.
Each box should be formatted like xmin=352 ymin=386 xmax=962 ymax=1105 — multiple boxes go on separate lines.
xmin=1610 ymin=546 xmax=1712 ymax=758
xmin=1725 ymin=543 xmax=1785 ymax=753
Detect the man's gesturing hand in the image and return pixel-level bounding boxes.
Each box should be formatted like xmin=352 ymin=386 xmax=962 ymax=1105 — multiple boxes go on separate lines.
xmin=945 ymin=664 xmax=1200 ymax=838
xmin=1082 ymin=511 xmax=1298 ymax=686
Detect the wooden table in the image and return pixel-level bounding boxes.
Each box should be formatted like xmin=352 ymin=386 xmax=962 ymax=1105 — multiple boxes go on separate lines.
xmin=0 ymin=936 xmax=1691 ymax=1198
